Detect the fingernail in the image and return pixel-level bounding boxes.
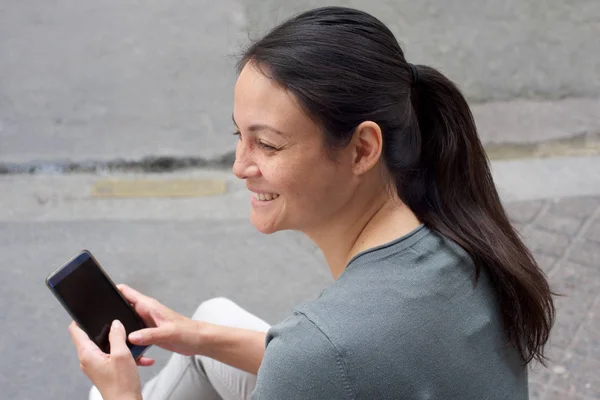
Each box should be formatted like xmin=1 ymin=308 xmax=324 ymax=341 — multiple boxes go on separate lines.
xmin=129 ymin=332 xmax=141 ymax=342
xmin=112 ymin=320 xmax=122 ymax=330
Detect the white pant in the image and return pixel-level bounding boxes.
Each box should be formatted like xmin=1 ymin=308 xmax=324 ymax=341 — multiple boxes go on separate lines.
xmin=92 ymin=298 xmax=271 ymax=400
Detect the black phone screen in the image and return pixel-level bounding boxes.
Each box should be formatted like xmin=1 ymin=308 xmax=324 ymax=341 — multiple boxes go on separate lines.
xmin=52 ymin=256 xmax=145 ymax=353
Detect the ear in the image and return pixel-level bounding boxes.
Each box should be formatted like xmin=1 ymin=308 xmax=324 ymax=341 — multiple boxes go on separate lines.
xmin=350 ymin=121 xmax=383 ymax=176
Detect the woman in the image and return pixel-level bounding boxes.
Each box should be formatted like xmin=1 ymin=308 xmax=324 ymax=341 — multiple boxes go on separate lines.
xmin=70 ymin=6 xmax=555 ymax=400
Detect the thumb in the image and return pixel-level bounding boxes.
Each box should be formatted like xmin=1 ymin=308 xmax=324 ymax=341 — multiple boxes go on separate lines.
xmin=109 ymin=320 xmax=130 ymax=356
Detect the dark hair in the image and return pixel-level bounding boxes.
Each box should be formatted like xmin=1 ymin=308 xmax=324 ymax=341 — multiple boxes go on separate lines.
xmin=238 ymin=6 xmax=554 ymax=365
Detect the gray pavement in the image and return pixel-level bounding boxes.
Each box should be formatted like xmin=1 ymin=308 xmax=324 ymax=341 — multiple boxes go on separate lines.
xmin=2 ymin=1 xmax=600 ymax=163
xmin=243 ymin=0 xmax=600 ymax=102
xmin=0 ymin=156 xmax=599 ymax=399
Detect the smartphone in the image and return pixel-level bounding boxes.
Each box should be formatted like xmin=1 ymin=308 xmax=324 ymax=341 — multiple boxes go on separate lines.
xmin=45 ymin=250 xmax=150 ymax=359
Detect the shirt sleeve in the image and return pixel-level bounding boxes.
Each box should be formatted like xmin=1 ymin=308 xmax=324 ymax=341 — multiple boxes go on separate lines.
xmin=251 ymin=310 xmax=355 ymax=400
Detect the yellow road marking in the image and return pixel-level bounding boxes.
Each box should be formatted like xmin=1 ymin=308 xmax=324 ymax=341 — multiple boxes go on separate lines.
xmin=485 ymin=133 xmax=600 ymax=160
xmin=92 ymin=179 xmax=227 ymax=198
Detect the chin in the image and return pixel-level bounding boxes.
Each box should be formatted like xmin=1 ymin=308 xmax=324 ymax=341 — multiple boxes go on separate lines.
xmin=250 ymin=215 xmax=282 ymax=235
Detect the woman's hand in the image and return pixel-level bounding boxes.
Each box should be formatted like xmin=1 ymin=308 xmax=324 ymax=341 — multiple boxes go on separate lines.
xmin=69 ymin=320 xmax=142 ymax=400
xmin=118 ymin=284 xmax=205 ymax=356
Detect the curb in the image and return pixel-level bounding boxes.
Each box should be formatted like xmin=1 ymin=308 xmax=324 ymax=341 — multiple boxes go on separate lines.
xmin=0 ymin=153 xmax=236 ymax=175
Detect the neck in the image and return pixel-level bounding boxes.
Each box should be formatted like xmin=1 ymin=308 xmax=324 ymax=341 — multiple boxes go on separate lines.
xmin=304 ymin=187 xmax=421 ymax=280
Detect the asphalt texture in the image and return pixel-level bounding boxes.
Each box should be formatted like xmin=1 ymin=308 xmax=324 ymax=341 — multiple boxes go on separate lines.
xmin=1 ymin=0 xmax=599 ymax=163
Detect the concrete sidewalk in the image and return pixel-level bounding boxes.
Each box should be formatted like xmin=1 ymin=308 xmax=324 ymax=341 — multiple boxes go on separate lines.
xmin=0 ymin=156 xmax=599 ymax=399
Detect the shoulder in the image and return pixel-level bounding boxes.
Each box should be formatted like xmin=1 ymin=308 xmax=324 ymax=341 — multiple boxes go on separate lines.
xmin=252 ymin=310 xmax=356 ymax=400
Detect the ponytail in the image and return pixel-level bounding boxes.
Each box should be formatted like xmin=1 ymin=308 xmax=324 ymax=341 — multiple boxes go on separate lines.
xmin=403 ymin=64 xmax=555 ymax=364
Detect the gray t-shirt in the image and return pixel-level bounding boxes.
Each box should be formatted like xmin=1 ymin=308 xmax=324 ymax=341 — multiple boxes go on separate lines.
xmin=251 ymin=225 xmax=528 ymax=399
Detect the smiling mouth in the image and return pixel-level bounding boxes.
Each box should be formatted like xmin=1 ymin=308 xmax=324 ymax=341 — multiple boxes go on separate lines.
xmin=252 ymin=192 xmax=280 ymax=201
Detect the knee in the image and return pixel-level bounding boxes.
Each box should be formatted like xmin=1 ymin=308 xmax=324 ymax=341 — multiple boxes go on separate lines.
xmin=191 ymin=297 xmax=238 ymax=322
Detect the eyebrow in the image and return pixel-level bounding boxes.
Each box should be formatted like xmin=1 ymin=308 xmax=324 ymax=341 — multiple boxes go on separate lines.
xmin=232 ymin=114 xmax=287 ymax=136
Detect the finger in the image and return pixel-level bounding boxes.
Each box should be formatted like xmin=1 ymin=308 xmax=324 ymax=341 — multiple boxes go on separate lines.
xmin=117 ymin=283 xmax=127 ymax=296
xmin=118 ymin=285 xmax=157 ymax=322
xmin=128 ymin=325 xmax=174 ymax=346
xmin=68 ymin=322 xmax=105 ymax=363
xmin=109 ymin=320 xmax=131 ymax=358
xmin=118 ymin=284 xmax=148 ymax=305
xmin=136 ymin=356 xmax=155 ymax=367
xmin=68 ymin=321 xmax=94 ymax=354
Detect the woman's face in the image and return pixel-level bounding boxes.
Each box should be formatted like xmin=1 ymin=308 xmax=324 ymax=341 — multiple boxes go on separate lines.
xmin=232 ymin=63 xmax=355 ymax=234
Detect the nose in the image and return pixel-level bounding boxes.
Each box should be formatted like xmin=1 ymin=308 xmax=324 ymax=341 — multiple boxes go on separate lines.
xmin=232 ymin=140 xmax=260 ymax=180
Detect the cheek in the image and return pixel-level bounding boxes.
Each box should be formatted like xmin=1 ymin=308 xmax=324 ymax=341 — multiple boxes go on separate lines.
xmin=258 ymin=147 xmax=350 ymax=207
xmin=257 ymin=157 xmax=304 ymax=194
xmin=283 ymin=157 xmax=348 ymax=205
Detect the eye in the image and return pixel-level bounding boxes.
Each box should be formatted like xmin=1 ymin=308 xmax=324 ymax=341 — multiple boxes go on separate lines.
xmin=258 ymin=141 xmax=277 ymax=151
xmin=233 ymin=131 xmax=277 ymax=151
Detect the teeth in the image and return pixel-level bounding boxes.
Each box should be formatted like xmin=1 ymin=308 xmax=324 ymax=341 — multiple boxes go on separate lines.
xmin=252 ymin=192 xmax=279 ymax=201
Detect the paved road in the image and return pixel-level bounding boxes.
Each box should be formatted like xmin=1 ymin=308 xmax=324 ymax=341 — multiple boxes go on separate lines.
xmin=1 ymin=1 xmax=599 ymax=164
xmin=1 ymin=156 xmax=599 ymax=399
xmin=243 ymin=0 xmax=600 ymax=102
